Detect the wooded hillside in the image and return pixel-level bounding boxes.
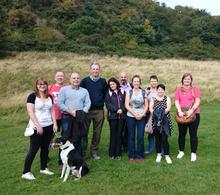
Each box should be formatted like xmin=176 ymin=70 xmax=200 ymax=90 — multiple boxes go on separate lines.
xmin=1 ymin=0 xmax=220 ymax=59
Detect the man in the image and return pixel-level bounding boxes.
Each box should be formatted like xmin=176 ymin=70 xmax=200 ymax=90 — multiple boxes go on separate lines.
xmin=48 ymin=71 xmax=66 ymax=131
xmin=80 ymin=62 xmax=107 ymax=160
xmin=119 ymin=72 xmax=132 ymax=152
xmin=58 ymin=73 xmax=91 ymax=155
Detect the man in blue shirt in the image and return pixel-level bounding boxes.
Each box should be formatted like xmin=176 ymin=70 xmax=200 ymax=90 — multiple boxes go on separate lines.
xmin=80 ymin=62 xmax=107 ymax=160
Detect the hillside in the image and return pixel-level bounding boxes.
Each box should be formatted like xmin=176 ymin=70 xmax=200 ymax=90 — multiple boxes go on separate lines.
xmin=1 ymin=0 xmax=220 ymax=59
xmin=0 ymin=52 xmax=220 ymax=115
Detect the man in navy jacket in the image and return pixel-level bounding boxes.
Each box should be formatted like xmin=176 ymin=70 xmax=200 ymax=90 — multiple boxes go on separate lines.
xmin=80 ymin=62 xmax=107 ymax=160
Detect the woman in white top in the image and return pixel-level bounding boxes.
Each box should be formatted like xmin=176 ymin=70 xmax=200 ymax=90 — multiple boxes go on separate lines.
xmin=125 ymin=75 xmax=148 ymax=162
xmin=22 ymin=77 xmax=58 ymax=180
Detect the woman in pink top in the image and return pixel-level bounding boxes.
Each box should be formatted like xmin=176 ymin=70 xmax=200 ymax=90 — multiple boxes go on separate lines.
xmin=175 ymin=73 xmax=201 ymax=162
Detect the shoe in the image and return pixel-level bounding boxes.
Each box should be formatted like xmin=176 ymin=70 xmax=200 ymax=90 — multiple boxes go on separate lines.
xmin=177 ymin=151 xmax=184 ymax=159
xmin=137 ymin=158 xmax=145 ymax=163
xmin=128 ymin=158 xmax=135 ymax=163
xmin=165 ymin=155 xmax=172 ymax=164
xmin=21 ymin=172 xmax=36 ymax=180
xmin=40 ymin=168 xmax=54 ymax=175
xmin=91 ymin=153 xmax=100 ymax=160
xmin=156 ymin=154 xmax=162 ymax=163
xmin=109 ymin=156 xmax=115 ymax=160
xmin=115 ymin=156 xmax=121 ymax=160
xmin=191 ymin=153 xmax=197 ymax=162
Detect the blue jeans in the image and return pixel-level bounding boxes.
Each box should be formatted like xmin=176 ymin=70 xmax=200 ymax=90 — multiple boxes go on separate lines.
xmin=61 ymin=114 xmax=70 ymax=137
xmin=146 ymin=134 xmax=155 ymax=153
xmin=126 ymin=116 xmax=145 ymax=159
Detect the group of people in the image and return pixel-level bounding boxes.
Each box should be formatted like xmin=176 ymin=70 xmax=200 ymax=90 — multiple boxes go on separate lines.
xmin=21 ymin=62 xmax=201 ymax=181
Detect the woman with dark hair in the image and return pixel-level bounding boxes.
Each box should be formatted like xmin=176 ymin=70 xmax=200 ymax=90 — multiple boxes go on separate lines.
xmin=175 ymin=73 xmax=201 ymax=162
xmin=149 ymin=84 xmax=173 ymax=164
xmin=105 ymin=77 xmax=126 ymax=160
xmin=125 ymin=75 xmax=148 ymax=162
xmin=22 ymin=77 xmax=58 ymax=180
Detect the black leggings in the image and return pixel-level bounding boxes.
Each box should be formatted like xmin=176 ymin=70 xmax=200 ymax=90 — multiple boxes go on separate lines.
xmin=178 ymin=114 xmax=200 ymax=153
xmin=154 ymin=130 xmax=170 ymax=155
xmin=23 ymin=125 xmax=54 ymax=174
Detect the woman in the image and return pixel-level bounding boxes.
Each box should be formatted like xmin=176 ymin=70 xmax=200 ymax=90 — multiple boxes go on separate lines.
xmin=105 ymin=77 xmax=126 ymax=160
xmin=175 ymin=73 xmax=201 ymax=162
xmin=145 ymin=75 xmax=158 ymax=154
xmin=125 ymin=75 xmax=148 ymax=162
xmin=149 ymin=84 xmax=173 ymax=164
xmin=22 ymin=77 xmax=58 ymax=180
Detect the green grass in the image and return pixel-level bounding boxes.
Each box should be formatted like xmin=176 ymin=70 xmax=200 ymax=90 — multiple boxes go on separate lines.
xmin=0 ymin=103 xmax=220 ymax=195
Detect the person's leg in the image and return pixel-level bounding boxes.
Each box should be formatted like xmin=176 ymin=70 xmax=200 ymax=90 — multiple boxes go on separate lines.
xmin=115 ymin=119 xmax=125 ymax=157
xmin=161 ymin=131 xmax=169 ymax=155
xmin=40 ymin=125 xmax=54 ymax=170
xmin=154 ymin=130 xmax=162 ymax=154
xmin=23 ymin=132 xmax=42 ymax=174
xmin=146 ymin=134 xmax=155 ymax=153
xmin=109 ymin=120 xmax=117 ymax=158
xmin=122 ymin=121 xmax=128 ymax=152
xmin=136 ymin=118 xmax=145 ymax=159
xmin=82 ymin=112 xmax=92 ymax=156
xmin=178 ymin=124 xmax=188 ymax=152
xmin=90 ymin=110 xmax=105 ymax=156
xmin=126 ymin=116 xmax=136 ymax=159
xmin=189 ymin=114 xmax=200 ymax=153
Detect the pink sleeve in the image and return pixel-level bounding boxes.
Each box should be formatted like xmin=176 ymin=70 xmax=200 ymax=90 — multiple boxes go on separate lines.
xmin=193 ymin=86 xmax=201 ymax=99
xmin=175 ymin=87 xmax=181 ymax=100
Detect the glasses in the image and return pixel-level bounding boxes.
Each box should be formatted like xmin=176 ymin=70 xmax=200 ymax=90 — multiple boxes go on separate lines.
xmin=37 ymin=83 xmax=47 ymax=87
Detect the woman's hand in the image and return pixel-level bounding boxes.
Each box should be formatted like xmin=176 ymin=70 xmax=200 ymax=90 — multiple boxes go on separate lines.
xmin=186 ymin=109 xmax=194 ymax=118
xmin=178 ymin=111 xmax=184 ymax=117
xmin=135 ymin=113 xmax=144 ymax=120
xmin=36 ymin=125 xmax=43 ymax=135
xmin=117 ymin=109 xmax=123 ymax=114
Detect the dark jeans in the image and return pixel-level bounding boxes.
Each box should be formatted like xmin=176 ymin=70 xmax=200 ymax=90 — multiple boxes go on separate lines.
xmin=126 ymin=116 xmax=145 ymax=159
xmin=121 ymin=121 xmax=128 ymax=152
xmin=83 ymin=110 xmax=104 ymax=155
xmin=23 ymin=125 xmax=54 ymax=174
xmin=109 ymin=119 xmax=125 ymax=157
xmin=178 ymin=114 xmax=200 ymax=153
xmin=154 ymin=130 xmax=170 ymax=155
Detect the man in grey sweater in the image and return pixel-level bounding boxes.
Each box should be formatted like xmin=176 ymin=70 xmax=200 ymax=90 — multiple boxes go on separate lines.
xmin=58 ymin=72 xmax=91 ymax=139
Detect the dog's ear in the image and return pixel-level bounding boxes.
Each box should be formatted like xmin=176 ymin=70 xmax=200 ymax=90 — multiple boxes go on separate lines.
xmin=55 ymin=136 xmax=67 ymax=144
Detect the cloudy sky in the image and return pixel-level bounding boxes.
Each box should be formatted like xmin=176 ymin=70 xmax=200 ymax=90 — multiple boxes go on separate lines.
xmin=157 ymin=0 xmax=220 ymax=16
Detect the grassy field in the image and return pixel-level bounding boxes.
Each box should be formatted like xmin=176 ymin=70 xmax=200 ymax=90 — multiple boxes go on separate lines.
xmin=0 ymin=103 xmax=219 ymax=195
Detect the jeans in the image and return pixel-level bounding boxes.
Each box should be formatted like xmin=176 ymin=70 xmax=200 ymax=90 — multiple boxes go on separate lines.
xmin=126 ymin=116 xmax=145 ymax=159
xmin=146 ymin=134 xmax=155 ymax=153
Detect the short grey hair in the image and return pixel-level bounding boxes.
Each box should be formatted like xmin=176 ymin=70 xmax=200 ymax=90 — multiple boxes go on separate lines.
xmin=90 ymin=61 xmax=100 ymax=69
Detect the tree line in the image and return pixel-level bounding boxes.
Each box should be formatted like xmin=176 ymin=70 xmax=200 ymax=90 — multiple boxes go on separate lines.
xmin=1 ymin=0 xmax=220 ymax=59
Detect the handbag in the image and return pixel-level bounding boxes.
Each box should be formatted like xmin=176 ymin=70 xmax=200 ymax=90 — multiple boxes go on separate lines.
xmin=175 ymin=107 xmax=196 ymax=125
xmin=24 ymin=120 xmax=36 ymax=137
xmin=145 ymin=114 xmax=153 ymax=134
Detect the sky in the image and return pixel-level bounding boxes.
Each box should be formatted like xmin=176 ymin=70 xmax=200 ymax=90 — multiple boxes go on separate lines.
xmin=157 ymin=0 xmax=220 ymax=16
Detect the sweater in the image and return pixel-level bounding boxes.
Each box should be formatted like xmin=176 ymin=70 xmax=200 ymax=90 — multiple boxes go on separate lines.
xmin=80 ymin=76 xmax=107 ymax=110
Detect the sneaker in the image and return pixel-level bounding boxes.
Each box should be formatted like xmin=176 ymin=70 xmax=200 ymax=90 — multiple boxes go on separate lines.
xmin=109 ymin=156 xmax=115 ymax=160
xmin=165 ymin=155 xmax=172 ymax=164
xmin=128 ymin=158 xmax=135 ymax=163
xmin=156 ymin=154 xmax=162 ymax=163
xmin=191 ymin=153 xmax=197 ymax=162
xmin=21 ymin=172 xmax=36 ymax=180
xmin=177 ymin=151 xmax=184 ymax=159
xmin=40 ymin=168 xmax=54 ymax=175
xmin=115 ymin=156 xmax=121 ymax=160
xmin=91 ymin=153 xmax=100 ymax=160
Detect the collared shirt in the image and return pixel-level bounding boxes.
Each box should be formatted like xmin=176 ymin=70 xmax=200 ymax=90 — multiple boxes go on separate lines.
xmin=58 ymin=85 xmax=91 ymax=113
xmin=90 ymin=76 xmax=100 ymax=82
xmin=120 ymin=83 xmax=132 ymax=94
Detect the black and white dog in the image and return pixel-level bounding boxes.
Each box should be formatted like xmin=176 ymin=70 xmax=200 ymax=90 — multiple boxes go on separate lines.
xmin=54 ymin=138 xmax=89 ymax=182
